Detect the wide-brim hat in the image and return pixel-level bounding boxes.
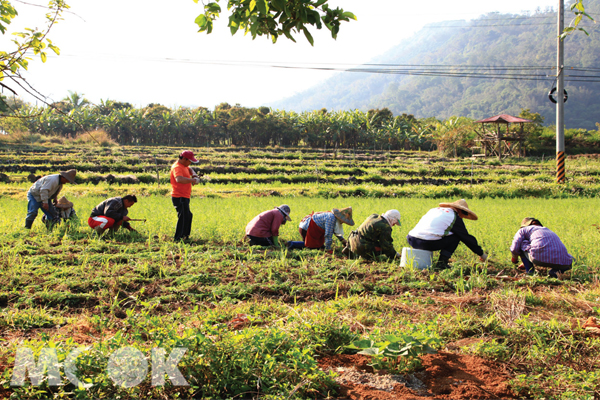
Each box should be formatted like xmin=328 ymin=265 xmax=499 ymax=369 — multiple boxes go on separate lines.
xmin=276 ymin=204 xmax=292 ymax=221
xmin=521 ymin=217 xmax=542 ymax=228
xmin=333 ymin=207 xmax=355 ymax=226
xmin=56 ymin=196 xmax=73 ymax=209
xmin=439 ymin=199 xmax=477 ymax=220
xmin=59 ymin=169 xmax=77 ymax=184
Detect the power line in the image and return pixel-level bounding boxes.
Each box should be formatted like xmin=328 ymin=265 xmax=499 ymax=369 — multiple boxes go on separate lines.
xmin=41 ymin=52 xmax=600 ymax=83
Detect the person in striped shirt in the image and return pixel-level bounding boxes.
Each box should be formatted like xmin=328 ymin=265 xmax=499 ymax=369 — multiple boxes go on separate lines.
xmin=510 ymin=217 xmax=573 ymax=278
xmin=297 ymin=207 xmax=355 ymax=252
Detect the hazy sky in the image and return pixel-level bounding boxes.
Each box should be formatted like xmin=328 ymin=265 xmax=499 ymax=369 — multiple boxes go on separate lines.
xmin=5 ymin=0 xmax=561 ymax=109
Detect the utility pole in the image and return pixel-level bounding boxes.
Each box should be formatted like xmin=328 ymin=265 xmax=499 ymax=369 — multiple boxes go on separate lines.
xmin=556 ymin=0 xmax=566 ymax=183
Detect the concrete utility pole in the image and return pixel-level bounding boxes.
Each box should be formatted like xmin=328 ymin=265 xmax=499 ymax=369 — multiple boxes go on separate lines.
xmin=556 ymin=0 xmax=566 ymax=183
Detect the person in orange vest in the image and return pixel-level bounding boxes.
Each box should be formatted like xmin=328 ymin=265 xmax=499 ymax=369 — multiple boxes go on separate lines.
xmin=170 ymin=150 xmax=200 ymax=242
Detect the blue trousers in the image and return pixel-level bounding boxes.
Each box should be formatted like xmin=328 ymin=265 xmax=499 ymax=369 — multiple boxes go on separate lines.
xmin=519 ymin=251 xmax=572 ymax=278
xmin=26 ymin=193 xmax=57 ymax=227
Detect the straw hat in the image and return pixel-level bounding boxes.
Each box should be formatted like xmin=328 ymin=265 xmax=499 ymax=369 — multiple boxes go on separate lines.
xmin=521 ymin=217 xmax=542 ymax=228
xmin=59 ymin=169 xmax=77 ymax=184
xmin=333 ymin=207 xmax=355 ymax=226
xmin=439 ymin=199 xmax=478 ymax=220
xmin=276 ymin=204 xmax=292 ymax=221
xmin=56 ymin=196 xmax=73 ymax=209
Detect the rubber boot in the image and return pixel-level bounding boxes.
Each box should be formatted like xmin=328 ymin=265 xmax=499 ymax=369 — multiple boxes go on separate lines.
xmin=434 ymin=255 xmax=451 ymax=271
xmin=24 ymin=219 xmax=34 ymax=229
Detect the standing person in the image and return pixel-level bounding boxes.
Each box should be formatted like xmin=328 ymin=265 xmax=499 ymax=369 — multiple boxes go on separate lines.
xmin=25 ymin=169 xmax=77 ymax=229
xmin=88 ymin=195 xmax=138 ymax=236
xmin=345 ymin=210 xmax=401 ymax=260
xmin=510 ymin=217 xmax=573 ymax=278
xmin=406 ymin=199 xmax=487 ymax=270
xmin=245 ymin=205 xmax=292 ymax=247
xmin=295 ymin=207 xmax=354 ymax=253
xmin=171 ymin=150 xmax=200 ymax=242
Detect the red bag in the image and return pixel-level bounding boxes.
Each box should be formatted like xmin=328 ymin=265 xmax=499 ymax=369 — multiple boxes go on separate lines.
xmin=305 ymin=214 xmax=325 ymax=249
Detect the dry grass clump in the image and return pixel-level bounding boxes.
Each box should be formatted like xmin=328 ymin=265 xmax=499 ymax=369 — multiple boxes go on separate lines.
xmin=73 ymin=129 xmax=117 ymax=147
xmin=0 ymin=131 xmax=62 ymax=144
xmin=490 ymin=290 xmax=526 ymax=328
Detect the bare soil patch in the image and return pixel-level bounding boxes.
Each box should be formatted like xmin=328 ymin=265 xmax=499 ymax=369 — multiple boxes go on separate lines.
xmin=318 ymin=352 xmax=517 ymax=399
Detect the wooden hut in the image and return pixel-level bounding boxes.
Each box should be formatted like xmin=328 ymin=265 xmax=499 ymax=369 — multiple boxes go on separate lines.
xmin=473 ymin=114 xmax=533 ymax=160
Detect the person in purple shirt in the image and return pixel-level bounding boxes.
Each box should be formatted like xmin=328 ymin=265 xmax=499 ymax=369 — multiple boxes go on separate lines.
xmin=510 ymin=217 xmax=573 ymax=278
xmin=245 ymin=205 xmax=291 ymax=247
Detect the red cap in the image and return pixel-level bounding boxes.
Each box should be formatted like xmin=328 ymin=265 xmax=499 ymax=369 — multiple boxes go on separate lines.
xmin=179 ymin=150 xmax=198 ymax=163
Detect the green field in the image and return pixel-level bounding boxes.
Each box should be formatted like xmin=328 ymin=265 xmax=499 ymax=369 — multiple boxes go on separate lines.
xmin=2 ymin=145 xmax=600 ymax=399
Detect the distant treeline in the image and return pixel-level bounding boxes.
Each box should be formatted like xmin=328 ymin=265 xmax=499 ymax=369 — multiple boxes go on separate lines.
xmin=2 ymin=99 xmax=600 ymax=155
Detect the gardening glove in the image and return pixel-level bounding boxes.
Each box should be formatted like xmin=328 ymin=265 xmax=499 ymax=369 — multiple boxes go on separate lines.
xmin=511 ymin=255 xmax=519 ymax=264
xmin=479 ymin=252 xmax=488 ymax=261
xmin=272 ymin=236 xmax=280 ymax=248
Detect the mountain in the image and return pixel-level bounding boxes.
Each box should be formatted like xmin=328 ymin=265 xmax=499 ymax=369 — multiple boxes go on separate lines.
xmin=272 ymin=1 xmax=600 ymax=129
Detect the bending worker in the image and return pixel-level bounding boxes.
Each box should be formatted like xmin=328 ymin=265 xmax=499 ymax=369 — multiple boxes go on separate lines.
xmin=510 ymin=217 xmax=573 ymax=278
xmin=344 ymin=209 xmax=401 ymax=260
xmin=406 ymin=199 xmax=487 ymax=270
xmin=25 ymin=169 xmax=77 ymax=229
xmin=295 ymin=207 xmax=354 ymax=252
xmin=245 ymin=205 xmax=292 ymax=247
xmin=88 ymin=195 xmax=138 ymax=236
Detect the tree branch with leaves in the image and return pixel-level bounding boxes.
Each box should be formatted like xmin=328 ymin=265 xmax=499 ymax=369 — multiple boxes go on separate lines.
xmin=193 ymin=0 xmax=356 ymax=45
xmin=0 ymin=0 xmax=68 ymax=113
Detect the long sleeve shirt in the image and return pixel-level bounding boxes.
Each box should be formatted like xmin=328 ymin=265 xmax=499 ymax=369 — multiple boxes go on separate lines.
xmin=245 ymin=209 xmax=285 ymax=238
xmin=355 ymin=214 xmax=396 ymax=258
xmin=27 ymin=174 xmax=63 ymax=203
xmin=90 ymin=197 xmax=130 ymax=228
xmin=510 ymin=225 xmax=573 ymax=266
xmin=409 ymin=207 xmax=483 ymax=256
xmin=299 ymin=212 xmax=338 ymax=250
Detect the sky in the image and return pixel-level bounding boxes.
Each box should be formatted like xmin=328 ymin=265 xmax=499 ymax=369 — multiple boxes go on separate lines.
xmin=3 ymin=0 xmax=561 ymax=110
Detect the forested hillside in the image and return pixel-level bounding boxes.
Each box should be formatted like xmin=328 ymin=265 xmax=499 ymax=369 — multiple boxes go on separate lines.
xmin=273 ymin=1 xmax=600 ymax=129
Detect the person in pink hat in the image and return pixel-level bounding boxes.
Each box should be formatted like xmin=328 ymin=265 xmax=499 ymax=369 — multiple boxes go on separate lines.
xmin=170 ymin=150 xmax=200 ymax=242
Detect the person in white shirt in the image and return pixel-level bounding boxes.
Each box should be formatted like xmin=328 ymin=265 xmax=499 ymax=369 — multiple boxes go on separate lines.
xmin=406 ymin=199 xmax=487 ymax=270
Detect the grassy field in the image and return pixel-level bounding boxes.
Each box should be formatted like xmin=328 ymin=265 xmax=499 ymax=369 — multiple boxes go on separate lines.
xmin=2 ymin=144 xmax=600 ymax=399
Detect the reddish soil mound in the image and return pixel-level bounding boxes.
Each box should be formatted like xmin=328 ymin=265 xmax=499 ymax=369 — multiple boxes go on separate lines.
xmin=318 ymin=352 xmax=518 ymax=400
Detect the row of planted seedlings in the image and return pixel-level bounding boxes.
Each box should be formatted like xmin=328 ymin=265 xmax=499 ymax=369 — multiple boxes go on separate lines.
xmin=2 ymin=196 xmax=600 ymax=398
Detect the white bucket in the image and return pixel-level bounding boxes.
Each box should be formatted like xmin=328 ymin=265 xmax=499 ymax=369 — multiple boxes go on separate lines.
xmin=400 ymin=247 xmax=433 ymax=270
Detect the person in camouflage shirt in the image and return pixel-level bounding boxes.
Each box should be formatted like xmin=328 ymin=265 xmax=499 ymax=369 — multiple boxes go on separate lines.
xmin=345 ymin=210 xmax=401 ymax=260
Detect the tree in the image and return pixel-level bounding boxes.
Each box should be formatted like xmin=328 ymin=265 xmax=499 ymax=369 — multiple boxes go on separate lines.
xmin=193 ymin=0 xmax=356 ymax=45
xmin=62 ymin=91 xmax=90 ymax=111
xmin=0 ymin=0 xmax=68 ymax=113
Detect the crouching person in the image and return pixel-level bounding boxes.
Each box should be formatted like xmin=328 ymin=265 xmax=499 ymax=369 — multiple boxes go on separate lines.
xmin=42 ymin=196 xmax=77 ymax=226
xmin=345 ymin=210 xmax=401 ymax=260
xmin=245 ymin=205 xmax=292 ymax=247
xmin=88 ymin=195 xmax=137 ymax=236
xmin=295 ymin=207 xmax=354 ymax=253
xmin=25 ymin=169 xmax=77 ymax=229
xmin=510 ymin=217 xmax=573 ymax=278
xmin=406 ymin=199 xmax=487 ymax=270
